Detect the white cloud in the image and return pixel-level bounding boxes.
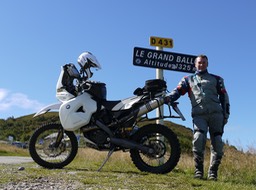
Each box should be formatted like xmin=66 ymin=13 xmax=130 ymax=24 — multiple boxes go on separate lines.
xmin=0 ymin=88 xmax=44 ymax=114
xmin=0 ymin=89 xmax=8 ymax=101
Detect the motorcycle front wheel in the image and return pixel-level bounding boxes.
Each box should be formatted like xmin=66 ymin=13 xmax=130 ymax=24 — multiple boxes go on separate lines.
xmin=29 ymin=123 xmax=78 ymax=169
xmin=130 ymin=124 xmax=181 ymax=174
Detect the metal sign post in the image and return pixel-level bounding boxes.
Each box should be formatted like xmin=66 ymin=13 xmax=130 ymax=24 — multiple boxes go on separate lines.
xmin=150 ymin=37 xmax=174 ymax=125
xmin=155 ymin=46 xmax=164 ymax=125
xmin=150 ymin=37 xmax=172 ymax=165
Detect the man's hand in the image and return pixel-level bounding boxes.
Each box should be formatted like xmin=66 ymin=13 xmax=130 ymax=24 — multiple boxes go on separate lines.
xmin=164 ymin=96 xmax=171 ymax=104
xmin=224 ymin=118 xmax=228 ymax=125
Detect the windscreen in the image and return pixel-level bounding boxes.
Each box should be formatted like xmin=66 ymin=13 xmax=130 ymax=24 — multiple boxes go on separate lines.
xmin=66 ymin=63 xmax=80 ymax=79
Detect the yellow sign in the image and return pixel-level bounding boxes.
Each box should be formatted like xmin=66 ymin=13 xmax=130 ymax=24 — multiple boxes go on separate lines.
xmin=150 ymin=36 xmax=174 ymax=48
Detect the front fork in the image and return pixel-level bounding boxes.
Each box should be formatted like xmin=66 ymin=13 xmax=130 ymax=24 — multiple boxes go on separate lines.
xmin=54 ymin=127 xmax=64 ymax=148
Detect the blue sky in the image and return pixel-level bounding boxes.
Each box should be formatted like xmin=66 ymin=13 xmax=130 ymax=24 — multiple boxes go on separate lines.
xmin=0 ymin=1 xmax=255 ymax=151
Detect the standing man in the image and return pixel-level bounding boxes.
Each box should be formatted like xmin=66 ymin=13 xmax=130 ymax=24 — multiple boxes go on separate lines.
xmin=165 ymin=55 xmax=230 ymax=180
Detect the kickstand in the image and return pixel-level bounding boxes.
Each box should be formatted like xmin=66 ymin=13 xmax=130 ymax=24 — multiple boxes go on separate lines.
xmin=97 ymin=147 xmax=115 ymax=172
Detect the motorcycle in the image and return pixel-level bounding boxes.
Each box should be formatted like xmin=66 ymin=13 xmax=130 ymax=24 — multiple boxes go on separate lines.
xmin=29 ymin=61 xmax=185 ymax=174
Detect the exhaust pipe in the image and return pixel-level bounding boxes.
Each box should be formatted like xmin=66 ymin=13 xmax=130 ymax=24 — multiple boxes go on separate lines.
xmin=137 ymin=96 xmax=164 ymax=117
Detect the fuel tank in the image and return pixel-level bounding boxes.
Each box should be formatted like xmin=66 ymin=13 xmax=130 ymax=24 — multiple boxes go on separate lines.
xmin=59 ymin=92 xmax=97 ymax=131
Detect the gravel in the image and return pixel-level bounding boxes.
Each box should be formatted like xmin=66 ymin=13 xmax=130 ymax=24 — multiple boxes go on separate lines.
xmin=0 ymin=156 xmax=33 ymax=164
xmin=0 ymin=177 xmax=83 ymax=190
xmin=0 ymin=157 xmax=85 ymax=190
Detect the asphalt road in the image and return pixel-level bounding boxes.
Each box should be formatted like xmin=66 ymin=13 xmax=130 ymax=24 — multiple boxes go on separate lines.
xmin=0 ymin=156 xmax=33 ymax=164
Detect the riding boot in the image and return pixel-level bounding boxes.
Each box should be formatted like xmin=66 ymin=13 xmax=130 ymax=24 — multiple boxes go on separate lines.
xmin=208 ymin=155 xmax=222 ymax=181
xmin=193 ymin=152 xmax=204 ymax=179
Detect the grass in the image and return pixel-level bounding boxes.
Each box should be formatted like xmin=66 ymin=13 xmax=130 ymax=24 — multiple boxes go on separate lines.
xmin=0 ymin=143 xmax=29 ymax=156
xmin=1 ymin=144 xmax=256 ymax=189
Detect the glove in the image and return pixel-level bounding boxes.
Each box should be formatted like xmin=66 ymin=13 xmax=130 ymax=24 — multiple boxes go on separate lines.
xmin=224 ymin=118 xmax=228 ymax=125
xmin=164 ymin=96 xmax=172 ymax=104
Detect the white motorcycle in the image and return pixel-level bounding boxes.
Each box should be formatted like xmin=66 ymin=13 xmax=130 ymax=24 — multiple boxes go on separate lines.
xmin=29 ymin=54 xmax=185 ymax=174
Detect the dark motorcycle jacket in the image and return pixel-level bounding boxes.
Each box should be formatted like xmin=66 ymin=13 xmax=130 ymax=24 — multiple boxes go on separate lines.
xmin=169 ymin=70 xmax=230 ymax=119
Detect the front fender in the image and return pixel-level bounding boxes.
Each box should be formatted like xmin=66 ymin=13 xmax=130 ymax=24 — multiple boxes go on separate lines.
xmin=33 ymin=102 xmax=62 ymax=117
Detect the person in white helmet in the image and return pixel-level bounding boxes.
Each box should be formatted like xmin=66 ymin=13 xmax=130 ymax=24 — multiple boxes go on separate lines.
xmin=165 ymin=55 xmax=230 ymax=181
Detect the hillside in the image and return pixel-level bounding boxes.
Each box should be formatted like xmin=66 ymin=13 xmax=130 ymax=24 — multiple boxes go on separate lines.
xmin=0 ymin=113 xmax=59 ymax=143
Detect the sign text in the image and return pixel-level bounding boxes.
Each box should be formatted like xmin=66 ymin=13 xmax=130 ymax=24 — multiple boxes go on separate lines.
xmin=133 ymin=47 xmax=197 ymax=73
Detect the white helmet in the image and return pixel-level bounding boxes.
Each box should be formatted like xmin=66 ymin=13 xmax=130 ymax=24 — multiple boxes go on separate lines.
xmin=77 ymin=52 xmax=101 ymax=78
xmin=78 ymin=52 xmax=101 ymax=68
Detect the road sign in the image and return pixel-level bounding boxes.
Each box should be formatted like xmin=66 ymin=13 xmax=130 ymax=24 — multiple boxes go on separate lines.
xmin=150 ymin=36 xmax=174 ymax=48
xmin=133 ymin=47 xmax=197 ymax=73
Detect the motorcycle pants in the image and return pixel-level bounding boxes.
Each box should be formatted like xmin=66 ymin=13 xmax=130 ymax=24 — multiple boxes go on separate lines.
xmin=192 ymin=113 xmax=224 ymax=174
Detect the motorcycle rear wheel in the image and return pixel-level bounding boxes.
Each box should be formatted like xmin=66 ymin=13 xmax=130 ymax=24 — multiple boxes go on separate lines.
xmin=130 ymin=124 xmax=181 ymax=174
xmin=29 ymin=123 xmax=78 ymax=169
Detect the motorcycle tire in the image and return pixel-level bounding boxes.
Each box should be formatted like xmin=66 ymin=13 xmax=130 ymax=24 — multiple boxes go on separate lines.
xmin=130 ymin=124 xmax=181 ymax=174
xmin=29 ymin=123 xmax=78 ymax=169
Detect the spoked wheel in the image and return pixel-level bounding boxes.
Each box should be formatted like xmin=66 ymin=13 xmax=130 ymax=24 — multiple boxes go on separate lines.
xmin=29 ymin=123 xmax=78 ymax=169
xmin=130 ymin=124 xmax=181 ymax=174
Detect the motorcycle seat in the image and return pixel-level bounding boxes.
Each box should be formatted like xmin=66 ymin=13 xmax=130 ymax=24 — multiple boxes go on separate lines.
xmin=101 ymin=100 xmax=121 ymax=111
